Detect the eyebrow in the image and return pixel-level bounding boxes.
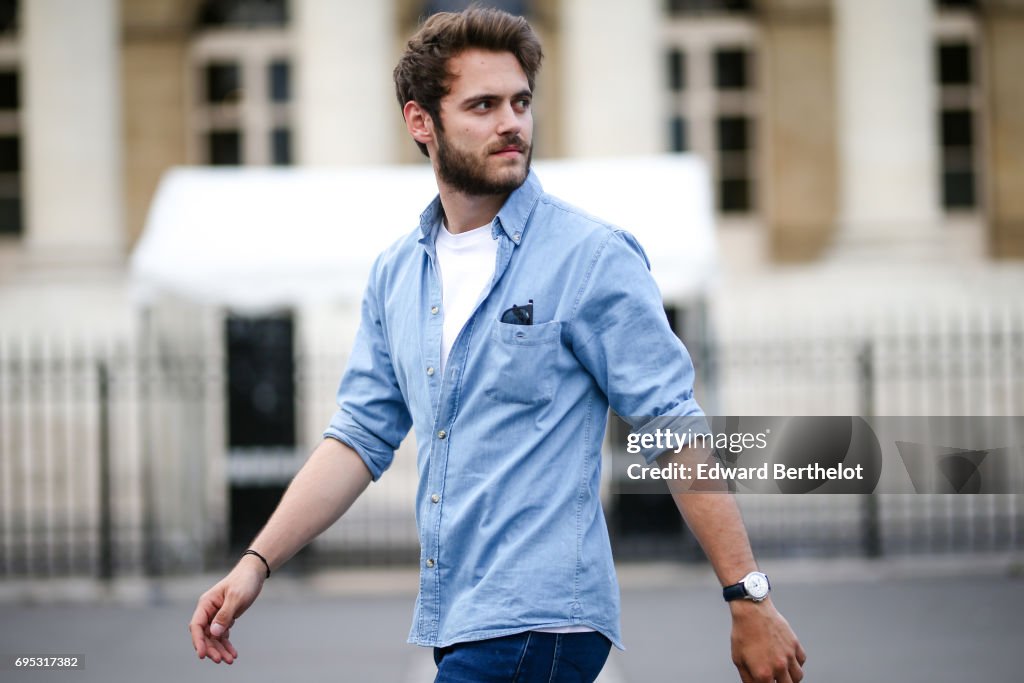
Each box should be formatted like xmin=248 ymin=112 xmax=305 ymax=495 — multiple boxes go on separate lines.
xmin=460 ymin=89 xmax=533 ymax=107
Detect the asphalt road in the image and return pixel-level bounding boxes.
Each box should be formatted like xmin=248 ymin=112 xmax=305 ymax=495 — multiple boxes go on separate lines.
xmin=1 ymin=561 xmax=1021 ymax=682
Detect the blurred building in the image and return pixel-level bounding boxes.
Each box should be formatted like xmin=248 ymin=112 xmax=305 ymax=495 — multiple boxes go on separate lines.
xmin=0 ymin=0 xmax=1020 ymax=328
xmin=2 ymin=1 xmax=1023 ymax=299
xmin=1 ymin=0 xmax=1022 ymax=577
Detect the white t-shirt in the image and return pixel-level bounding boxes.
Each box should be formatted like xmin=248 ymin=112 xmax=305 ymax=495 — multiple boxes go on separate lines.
xmin=434 ymin=220 xmax=594 ymax=636
xmin=435 ymin=222 xmax=498 ymax=374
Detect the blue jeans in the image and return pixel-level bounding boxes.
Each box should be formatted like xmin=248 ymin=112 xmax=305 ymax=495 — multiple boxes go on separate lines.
xmin=433 ymin=631 xmax=611 ymax=683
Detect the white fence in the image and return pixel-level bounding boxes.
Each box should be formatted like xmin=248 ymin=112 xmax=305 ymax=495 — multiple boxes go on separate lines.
xmin=1 ymin=303 xmax=1023 ymax=578
xmin=706 ymin=303 xmax=1024 ymax=559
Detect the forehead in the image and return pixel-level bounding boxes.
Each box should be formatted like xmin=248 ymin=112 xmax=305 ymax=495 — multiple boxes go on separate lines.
xmin=444 ymin=48 xmax=529 ymax=99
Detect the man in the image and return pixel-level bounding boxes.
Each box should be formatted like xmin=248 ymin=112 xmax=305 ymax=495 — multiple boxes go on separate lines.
xmin=189 ymin=8 xmax=806 ymax=682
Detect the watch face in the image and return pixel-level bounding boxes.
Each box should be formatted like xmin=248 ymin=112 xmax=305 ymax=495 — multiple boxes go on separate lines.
xmin=744 ymin=572 xmax=770 ymax=600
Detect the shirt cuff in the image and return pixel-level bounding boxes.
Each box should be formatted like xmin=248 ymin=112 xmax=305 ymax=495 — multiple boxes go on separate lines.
xmin=631 ymin=411 xmax=711 ymax=465
xmin=322 ymin=427 xmax=392 ymax=481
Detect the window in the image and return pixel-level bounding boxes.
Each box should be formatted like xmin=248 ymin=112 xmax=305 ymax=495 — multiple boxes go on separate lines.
xmin=271 ymin=127 xmax=291 ymax=165
xmin=226 ymin=314 xmax=296 ymax=449
xmin=0 ymin=2 xmax=20 ymax=236
xmin=714 ymin=48 xmax=748 ymax=90
xmin=937 ymin=54 xmax=977 ymax=209
xmin=190 ymin=2 xmax=293 ymax=166
xmin=204 ymin=62 xmax=242 ymax=104
xmin=934 ymin=4 xmax=983 ymax=212
xmin=938 ymin=43 xmax=971 ymax=85
xmin=268 ymin=59 xmax=289 ymax=102
xmin=0 ymin=0 xmax=16 ymax=35
xmin=667 ymin=48 xmax=685 ymax=92
xmin=424 ymin=1 xmax=530 ymax=17
xmin=669 ymin=115 xmax=687 ymax=153
xmin=663 ymin=12 xmax=759 ymax=216
xmin=0 ymin=69 xmax=15 ymax=108
xmin=208 ymin=130 xmax=242 ymax=165
xmin=717 ymin=115 xmax=753 ymax=212
xmin=198 ymin=0 xmax=288 ymax=28
xmin=666 ymin=0 xmax=753 ymax=15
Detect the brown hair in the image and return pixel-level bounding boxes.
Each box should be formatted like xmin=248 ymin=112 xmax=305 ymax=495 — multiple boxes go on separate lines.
xmin=393 ymin=6 xmax=543 ymax=157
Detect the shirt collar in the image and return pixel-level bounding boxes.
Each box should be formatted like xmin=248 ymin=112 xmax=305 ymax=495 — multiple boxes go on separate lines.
xmin=417 ymin=169 xmax=543 ymax=246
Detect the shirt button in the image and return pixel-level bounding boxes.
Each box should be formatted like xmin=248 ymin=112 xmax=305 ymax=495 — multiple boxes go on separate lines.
xmin=431 ymin=494 xmax=440 ymax=504
xmin=513 ymin=231 xmax=521 ymax=242
xmin=437 ymin=430 xmax=447 ymax=440
xmin=426 ymin=558 xmax=435 ymax=568
xmin=430 ymin=305 xmax=439 ymax=315
xmin=426 ymin=366 xmax=435 ymax=376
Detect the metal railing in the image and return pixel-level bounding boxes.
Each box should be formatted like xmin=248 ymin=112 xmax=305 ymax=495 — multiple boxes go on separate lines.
xmin=1 ymin=304 xmax=1022 ymax=578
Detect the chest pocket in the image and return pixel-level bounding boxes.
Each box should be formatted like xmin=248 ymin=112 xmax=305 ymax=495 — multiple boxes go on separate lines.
xmin=485 ymin=320 xmax=563 ymax=405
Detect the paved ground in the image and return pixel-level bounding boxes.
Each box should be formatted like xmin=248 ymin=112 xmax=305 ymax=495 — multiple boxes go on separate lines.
xmin=1 ymin=556 xmax=1022 ymax=682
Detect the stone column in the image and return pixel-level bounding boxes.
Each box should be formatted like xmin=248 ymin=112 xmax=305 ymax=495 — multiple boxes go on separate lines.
xmin=23 ymin=0 xmax=123 ymax=265
xmin=981 ymin=1 xmax=1024 ymax=259
xmin=833 ymin=0 xmax=938 ymax=248
xmin=122 ymin=0 xmax=191 ymax=249
xmin=559 ymin=0 xmax=662 ymax=157
xmin=293 ymin=0 xmax=399 ymax=165
xmin=761 ymin=0 xmax=837 ymax=261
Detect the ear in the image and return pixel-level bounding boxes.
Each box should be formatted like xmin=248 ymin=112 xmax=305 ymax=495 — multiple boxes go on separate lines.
xmin=403 ymin=101 xmax=435 ymax=147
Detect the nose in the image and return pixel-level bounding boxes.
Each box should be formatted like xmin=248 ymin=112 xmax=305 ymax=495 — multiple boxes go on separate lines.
xmin=495 ymin=101 xmax=523 ymax=136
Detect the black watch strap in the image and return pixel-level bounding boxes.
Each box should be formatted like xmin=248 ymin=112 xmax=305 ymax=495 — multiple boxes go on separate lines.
xmin=723 ymin=582 xmax=747 ymax=602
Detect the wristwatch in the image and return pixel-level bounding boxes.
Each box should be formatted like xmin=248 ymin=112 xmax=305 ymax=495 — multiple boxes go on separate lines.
xmin=723 ymin=571 xmax=771 ymax=603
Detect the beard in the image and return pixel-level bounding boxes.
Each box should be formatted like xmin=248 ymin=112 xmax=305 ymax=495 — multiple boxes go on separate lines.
xmin=434 ymin=128 xmax=532 ymax=196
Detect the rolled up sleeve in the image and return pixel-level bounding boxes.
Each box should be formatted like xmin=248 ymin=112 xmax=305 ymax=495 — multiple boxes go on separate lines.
xmin=323 ymin=257 xmax=412 ymax=480
xmin=569 ymin=230 xmax=706 ymax=464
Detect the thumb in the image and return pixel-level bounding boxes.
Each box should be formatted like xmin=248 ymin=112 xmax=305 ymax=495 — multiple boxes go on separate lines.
xmin=210 ymin=610 xmax=233 ymax=638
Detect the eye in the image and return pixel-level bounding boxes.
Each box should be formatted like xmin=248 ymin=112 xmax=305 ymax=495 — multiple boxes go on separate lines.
xmin=472 ymin=100 xmax=492 ymax=111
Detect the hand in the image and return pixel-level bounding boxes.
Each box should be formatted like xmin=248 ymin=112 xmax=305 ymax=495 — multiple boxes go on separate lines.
xmin=729 ymin=598 xmax=806 ymax=683
xmin=188 ymin=556 xmax=267 ymax=664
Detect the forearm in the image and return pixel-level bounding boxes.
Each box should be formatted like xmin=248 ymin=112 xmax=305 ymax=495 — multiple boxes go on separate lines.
xmin=670 ymin=490 xmax=758 ymax=587
xmin=656 ymin=448 xmax=806 ymax=680
xmin=656 ymin=448 xmax=757 ymax=587
xmin=246 ymin=437 xmax=372 ymax=572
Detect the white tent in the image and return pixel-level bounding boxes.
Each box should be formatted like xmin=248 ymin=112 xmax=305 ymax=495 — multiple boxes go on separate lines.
xmin=131 ymin=155 xmax=717 ymax=311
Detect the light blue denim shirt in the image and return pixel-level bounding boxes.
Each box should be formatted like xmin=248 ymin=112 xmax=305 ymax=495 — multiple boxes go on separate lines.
xmin=324 ymin=170 xmax=703 ymax=649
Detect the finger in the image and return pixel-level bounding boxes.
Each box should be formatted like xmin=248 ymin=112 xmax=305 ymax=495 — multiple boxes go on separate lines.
xmin=205 ymin=633 xmax=237 ymax=665
xmin=191 ymin=593 xmax=221 ymax=627
xmin=222 ymin=635 xmax=239 ymax=659
xmin=189 ymin=597 xmax=220 ymax=656
xmin=773 ymin=667 xmax=794 ymax=683
xmin=796 ymin=642 xmax=808 ymax=666
xmin=205 ymin=639 xmax=223 ymax=664
xmin=202 ymin=617 xmax=236 ymax=664
xmin=189 ymin=622 xmax=208 ymax=659
xmin=789 ymin=656 xmax=804 ymax=682
xmin=209 ymin=638 xmax=235 ymax=665
xmin=735 ymin=663 xmax=755 ymax=683
xmin=210 ymin=607 xmax=235 ymax=638
xmin=211 ymin=584 xmax=248 ymax=639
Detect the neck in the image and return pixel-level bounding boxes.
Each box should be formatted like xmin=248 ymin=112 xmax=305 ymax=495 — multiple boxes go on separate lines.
xmin=437 ymin=184 xmax=509 ymax=235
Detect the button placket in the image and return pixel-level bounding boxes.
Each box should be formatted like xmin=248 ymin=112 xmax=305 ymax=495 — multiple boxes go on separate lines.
xmin=418 ymin=257 xmax=445 ymax=640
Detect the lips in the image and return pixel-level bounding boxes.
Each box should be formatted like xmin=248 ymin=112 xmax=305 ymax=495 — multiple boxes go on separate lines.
xmin=490 ymin=137 xmax=527 ymax=156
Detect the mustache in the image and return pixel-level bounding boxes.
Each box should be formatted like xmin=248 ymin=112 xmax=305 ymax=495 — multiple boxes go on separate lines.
xmin=489 ymin=135 xmax=529 ymax=154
